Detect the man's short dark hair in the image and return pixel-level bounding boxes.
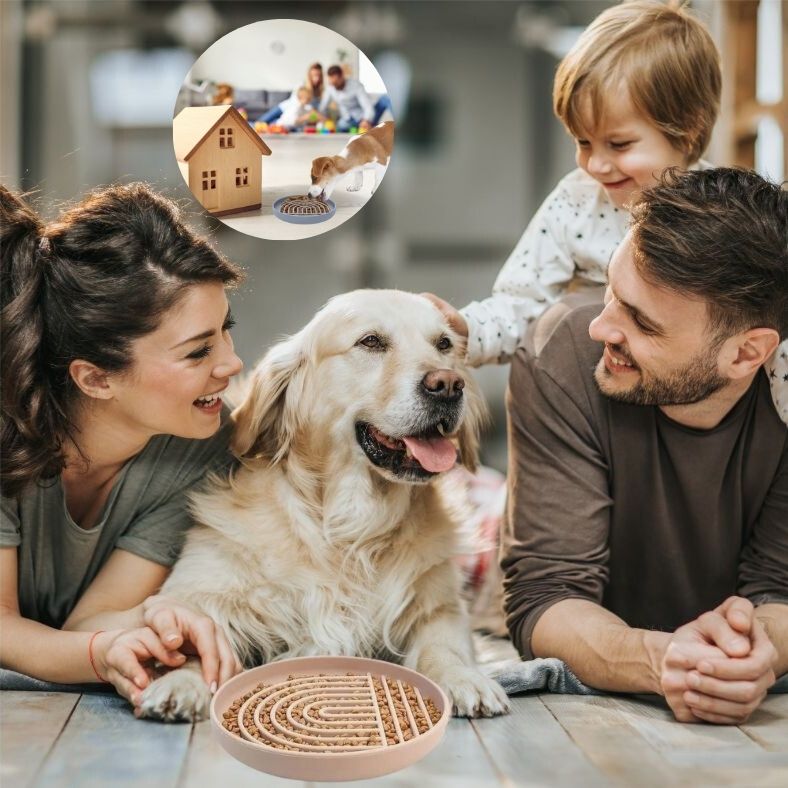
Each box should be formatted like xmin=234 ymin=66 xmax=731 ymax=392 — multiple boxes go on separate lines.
xmin=327 ymin=65 xmax=343 ymax=77
xmin=630 ymin=167 xmax=787 ymax=340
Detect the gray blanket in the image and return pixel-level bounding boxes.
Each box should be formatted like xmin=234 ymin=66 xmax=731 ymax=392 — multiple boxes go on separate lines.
xmin=486 ymin=657 xmax=602 ymax=695
xmin=4 ymin=661 xmax=786 ymax=695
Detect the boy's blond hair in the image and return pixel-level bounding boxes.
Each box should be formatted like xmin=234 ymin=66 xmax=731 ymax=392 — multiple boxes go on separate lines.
xmin=553 ymin=1 xmax=721 ymax=163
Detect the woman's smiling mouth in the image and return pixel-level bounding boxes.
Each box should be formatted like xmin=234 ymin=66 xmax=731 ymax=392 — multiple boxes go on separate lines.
xmin=193 ymin=387 xmax=227 ymax=413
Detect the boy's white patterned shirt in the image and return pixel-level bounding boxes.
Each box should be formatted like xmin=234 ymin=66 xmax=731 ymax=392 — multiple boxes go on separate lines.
xmin=461 ymin=167 xmax=788 ymax=425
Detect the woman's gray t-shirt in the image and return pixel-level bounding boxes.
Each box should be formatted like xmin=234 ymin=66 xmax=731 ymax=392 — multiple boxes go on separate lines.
xmin=0 ymin=418 xmax=234 ymax=628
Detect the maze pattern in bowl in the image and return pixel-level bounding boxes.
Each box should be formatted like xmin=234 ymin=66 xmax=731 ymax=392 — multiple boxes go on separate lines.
xmin=223 ymin=672 xmax=440 ymax=751
xmin=273 ymin=195 xmax=336 ymax=224
xmin=210 ymin=656 xmax=450 ymax=781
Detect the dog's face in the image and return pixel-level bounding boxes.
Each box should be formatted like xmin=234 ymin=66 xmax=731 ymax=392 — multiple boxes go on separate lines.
xmin=232 ymin=290 xmax=485 ymax=484
xmin=308 ymin=156 xmax=338 ymax=198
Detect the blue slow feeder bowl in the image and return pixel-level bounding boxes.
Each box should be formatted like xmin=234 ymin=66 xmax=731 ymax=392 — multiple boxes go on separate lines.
xmin=273 ymin=195 xmax=336 ymax=224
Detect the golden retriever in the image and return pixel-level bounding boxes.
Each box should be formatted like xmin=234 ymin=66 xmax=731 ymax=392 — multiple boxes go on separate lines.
xmin=138 ymin=290 xmax=510 ymax=721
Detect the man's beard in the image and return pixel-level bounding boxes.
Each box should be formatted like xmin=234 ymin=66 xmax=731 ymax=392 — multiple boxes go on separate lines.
xmin=594 ymin=344 xmax=729 ymax=406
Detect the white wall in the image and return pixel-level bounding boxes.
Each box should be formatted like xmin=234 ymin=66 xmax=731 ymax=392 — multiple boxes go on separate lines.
xmin=190 ymin=19 xmax=366 ymax=91
xmin=359 ymin=52 xmax=387 ymax=93
xmin=0 ymin=0 xmax=22 ymax=186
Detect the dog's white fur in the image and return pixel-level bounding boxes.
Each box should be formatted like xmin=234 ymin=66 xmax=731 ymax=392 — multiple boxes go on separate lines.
xmin=308 ymin=121 xmax=394 ymax=200
xmin=139 ymin=290 xmax=509 ymax=722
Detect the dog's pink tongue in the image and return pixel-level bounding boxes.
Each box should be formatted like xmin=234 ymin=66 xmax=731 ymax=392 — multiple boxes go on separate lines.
xmin=402 ymin=435 xmax=457 ymax=473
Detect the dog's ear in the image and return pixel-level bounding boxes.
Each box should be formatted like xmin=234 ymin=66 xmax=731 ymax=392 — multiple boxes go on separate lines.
xmin=457 ymin=374 xmax=488 ymax=473
xmin=231 ymin=333 xmax=307 ymax=463
xmin=311 ymin=157 xmax=329 ymax=179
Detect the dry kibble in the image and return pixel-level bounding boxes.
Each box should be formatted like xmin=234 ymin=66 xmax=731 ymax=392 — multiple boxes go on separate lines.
xmin=221 ymin=672 xmax=443 ymax=752
xmin=278 ymin=195 xmax=333 ymax=216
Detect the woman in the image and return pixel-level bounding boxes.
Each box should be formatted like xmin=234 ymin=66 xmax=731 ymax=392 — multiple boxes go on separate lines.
xmin=258 ymin=62 xmax=324 ymax=125
xmin=303 ymin=61 xmax=324 ymax=104
xmin=0 ymin=183 xmax=244 ymax=708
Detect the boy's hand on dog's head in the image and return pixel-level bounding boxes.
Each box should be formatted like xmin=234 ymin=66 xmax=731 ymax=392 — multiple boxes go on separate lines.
xmin=421 ymin=293 xmax=469 ymax=347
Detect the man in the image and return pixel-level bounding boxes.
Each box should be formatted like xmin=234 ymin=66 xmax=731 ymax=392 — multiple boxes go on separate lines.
xmin=501 ymin=167 xmax=787 ymax=724
xmin=319 ymin=65 xmax=391 ymax=132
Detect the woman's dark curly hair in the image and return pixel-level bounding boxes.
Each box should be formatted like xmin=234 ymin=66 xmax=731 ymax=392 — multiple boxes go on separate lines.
xmin=1 ymin=182 xmax=243 ymax=499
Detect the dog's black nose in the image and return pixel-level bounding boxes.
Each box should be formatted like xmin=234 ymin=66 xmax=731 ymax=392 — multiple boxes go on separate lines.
xmin=421 ymin=370 xmax=464 ymax=402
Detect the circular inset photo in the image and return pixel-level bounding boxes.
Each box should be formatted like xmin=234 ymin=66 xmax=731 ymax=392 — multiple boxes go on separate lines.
xmin=172 ymin=19 xmax=395 ymax=240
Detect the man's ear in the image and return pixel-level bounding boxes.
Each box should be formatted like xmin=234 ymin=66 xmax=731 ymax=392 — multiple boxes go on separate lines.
xmin=723 ymin=328 xmax=780 ymax=380
xmin=69 ymin=360 xmax=113 ymax=400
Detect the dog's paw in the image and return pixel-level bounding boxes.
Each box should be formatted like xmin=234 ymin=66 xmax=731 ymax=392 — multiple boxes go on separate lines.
xmin=346 ymin=172 xmax=364 ymax=192
xmin=137 ymin=669 xmax=211 ymax=722
xmin=439 ymin=666 xmax=510 ymax=718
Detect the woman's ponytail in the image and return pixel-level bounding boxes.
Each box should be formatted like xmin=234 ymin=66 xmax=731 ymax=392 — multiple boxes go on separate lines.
xmin=1 ymin=187 xmax=67 ymax=499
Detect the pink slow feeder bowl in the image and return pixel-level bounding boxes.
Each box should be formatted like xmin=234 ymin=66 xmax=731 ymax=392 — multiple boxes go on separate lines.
xmin=210 ymin=655 xmax=450 ymax=781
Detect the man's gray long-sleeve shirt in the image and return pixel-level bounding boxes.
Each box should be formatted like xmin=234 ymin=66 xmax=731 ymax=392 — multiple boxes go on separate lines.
xmin=501 ymin=305 xmax=788 ymax=659
xmin=319 ymin=78 xmax=374 ymax=123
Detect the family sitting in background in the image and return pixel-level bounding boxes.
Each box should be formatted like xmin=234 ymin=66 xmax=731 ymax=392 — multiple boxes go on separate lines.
xmin=258 ymin=61 xmax=392 ymax=132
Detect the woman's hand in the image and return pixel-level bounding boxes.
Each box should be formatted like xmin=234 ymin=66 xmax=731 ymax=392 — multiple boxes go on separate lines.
xmin=142 ymin=595 xmax=242 ymax=692
xmin=92 ymin=627 xmax=186 ymax=703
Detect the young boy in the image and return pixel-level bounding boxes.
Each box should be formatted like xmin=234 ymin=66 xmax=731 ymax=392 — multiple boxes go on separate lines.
xmin=278 ymin=86 xmax=324 ymax=131
xmin=430 ymin=0 xmax=787 ymax=423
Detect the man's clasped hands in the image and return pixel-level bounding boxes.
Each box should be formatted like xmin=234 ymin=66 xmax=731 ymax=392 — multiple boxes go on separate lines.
xmin=659 ymin=596 xmax=779 ymax=724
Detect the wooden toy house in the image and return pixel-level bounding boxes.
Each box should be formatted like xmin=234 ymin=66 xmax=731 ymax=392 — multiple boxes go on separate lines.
xmin=173 ymin=105 xmax=272 ymax=216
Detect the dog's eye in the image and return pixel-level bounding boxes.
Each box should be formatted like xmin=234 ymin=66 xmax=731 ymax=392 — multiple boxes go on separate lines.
xmin=436 ymin=336 xmax=453 ymax=352
xmin=357 ymin=333 xmax=386 ymax=351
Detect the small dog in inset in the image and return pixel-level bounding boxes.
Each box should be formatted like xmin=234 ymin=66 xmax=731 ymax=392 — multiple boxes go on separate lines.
xmin=308 ymin=121 xmax=394 ymax=200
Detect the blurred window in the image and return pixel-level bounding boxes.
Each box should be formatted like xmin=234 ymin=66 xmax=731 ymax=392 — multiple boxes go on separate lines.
xmin=90 ymin=49 xmax=194 ymax=127
xmin=722 ymin=0 xmax=784 ymax=179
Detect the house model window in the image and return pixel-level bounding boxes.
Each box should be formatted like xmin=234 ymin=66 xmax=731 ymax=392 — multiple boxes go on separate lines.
xmin=235 ymin=166 xmax=249 ymax=187
xmin=219 ymin=127 xmax=235 ymax=149
xmin=201 ymin=170 xmax=217 ymax=190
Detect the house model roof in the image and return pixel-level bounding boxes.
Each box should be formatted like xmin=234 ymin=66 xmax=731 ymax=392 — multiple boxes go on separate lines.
xmin=173 ymin=105 xmax=272 ymax=162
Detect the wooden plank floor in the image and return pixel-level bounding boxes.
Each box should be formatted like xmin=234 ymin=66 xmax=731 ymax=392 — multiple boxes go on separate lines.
xmin=2 ymin=691 xmax=786 ymax=787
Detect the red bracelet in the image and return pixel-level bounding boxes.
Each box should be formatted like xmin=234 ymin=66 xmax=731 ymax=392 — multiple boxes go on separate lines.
xmin=88 ymin=630 xmax=108 ymax=683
